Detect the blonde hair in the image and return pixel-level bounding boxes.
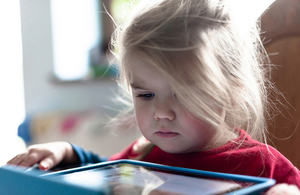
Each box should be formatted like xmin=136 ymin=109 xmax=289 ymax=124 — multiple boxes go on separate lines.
xmin=110 ymin=0 xmax=273 ymax=143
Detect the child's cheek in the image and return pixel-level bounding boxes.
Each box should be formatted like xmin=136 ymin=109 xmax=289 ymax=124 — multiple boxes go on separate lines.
xmin=134 ymin=103 xmax=152 ymax=130
xmin=183 ymin=112 xmax=214 ymax=133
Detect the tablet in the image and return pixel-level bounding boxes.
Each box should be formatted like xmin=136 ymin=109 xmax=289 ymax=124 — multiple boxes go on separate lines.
xmin=0 ymin=160 xmax=275 ymax=195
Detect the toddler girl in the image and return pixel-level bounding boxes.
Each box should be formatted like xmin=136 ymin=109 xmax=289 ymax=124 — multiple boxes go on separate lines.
xmin=7 ymin=0 xmax=300 ymax=194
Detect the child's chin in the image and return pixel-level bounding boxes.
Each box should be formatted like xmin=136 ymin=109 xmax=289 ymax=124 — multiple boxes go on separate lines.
xmin=158 ymin=145 xmax=190 ymax=154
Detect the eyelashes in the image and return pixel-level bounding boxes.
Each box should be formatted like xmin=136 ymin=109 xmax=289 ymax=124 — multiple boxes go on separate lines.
xmin=135 ymin=93 xmax=177 ymax=101
xmin=136 ymin=93 xmax=155 ymax=100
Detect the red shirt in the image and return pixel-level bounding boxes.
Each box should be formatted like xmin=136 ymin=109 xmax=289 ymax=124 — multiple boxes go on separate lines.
xmin=109 ymin=129 xmax=300 ymax=186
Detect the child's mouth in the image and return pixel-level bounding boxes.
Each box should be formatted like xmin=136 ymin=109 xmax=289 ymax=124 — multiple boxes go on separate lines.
xmin=156 ymin=131 xmax=179 ymax=138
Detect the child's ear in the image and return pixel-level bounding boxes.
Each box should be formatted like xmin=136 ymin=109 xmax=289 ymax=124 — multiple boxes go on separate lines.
xmin=129 ymin=136 xmax=155 ymax=160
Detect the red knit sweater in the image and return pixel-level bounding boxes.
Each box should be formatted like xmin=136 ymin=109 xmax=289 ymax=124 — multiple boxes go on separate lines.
xmin=109 ymin=129 xmax=300 ymax=186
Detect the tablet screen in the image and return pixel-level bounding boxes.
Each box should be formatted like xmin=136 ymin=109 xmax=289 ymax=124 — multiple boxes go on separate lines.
xmin=58 ymin=163 xmax=251 ymax=195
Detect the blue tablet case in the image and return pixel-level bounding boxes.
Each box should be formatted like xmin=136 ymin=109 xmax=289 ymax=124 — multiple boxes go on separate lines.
xmin=0 ymin=159 xmax=275 ymax=195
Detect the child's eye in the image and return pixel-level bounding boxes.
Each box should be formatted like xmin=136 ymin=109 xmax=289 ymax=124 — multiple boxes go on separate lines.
xmin=136 ymin=93 xmax=155 ymax=100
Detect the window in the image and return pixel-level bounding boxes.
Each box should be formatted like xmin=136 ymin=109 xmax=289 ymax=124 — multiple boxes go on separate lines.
xmin=51 ymin=0 xmax=102 ymax=81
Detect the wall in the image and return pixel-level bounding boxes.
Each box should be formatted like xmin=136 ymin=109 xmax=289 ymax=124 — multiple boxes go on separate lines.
xmin=262 ymin=0 xmax=300 ymax=169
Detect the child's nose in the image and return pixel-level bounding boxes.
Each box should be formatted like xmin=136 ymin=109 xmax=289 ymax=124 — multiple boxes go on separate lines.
xmin=154 ymin=101 xmax=176 ymax=121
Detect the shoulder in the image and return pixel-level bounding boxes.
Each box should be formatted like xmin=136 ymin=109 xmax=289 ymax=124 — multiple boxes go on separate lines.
xmin=263 ymin=146 xmax=300 ymax=186
xmin=234 ymin=130 xmax=292 ymax=166
xmin=260 ymin=145 xmax=300 ymax=185
xmin=237 ymin=130 xmax=300 ymax=185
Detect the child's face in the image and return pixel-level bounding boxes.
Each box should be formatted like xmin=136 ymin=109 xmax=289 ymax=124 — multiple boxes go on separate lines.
xmin=128 ymin=57 xmax=223 ymax=154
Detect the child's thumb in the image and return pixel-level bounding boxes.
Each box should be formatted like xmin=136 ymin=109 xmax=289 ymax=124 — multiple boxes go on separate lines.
xmin=39 ymin=155 xmax=58 ymax=171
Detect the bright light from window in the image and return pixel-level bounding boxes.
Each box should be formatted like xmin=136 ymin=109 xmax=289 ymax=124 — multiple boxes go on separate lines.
xmin=51 ymin=0 xmax=101 ymax=80
xmin=0 ymin=0 xmax=25 ymax=137
xmin=0 ymin=0 xmax=26 ymax=164
xmin=230 ymin=0 xmax=276 ymax=28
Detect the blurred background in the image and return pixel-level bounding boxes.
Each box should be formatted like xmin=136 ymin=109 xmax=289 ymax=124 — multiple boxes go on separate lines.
xmin=0 ymin=0 xmax=142 ymax=166
xmin=1 ymin=0 xmax=299 ymax=170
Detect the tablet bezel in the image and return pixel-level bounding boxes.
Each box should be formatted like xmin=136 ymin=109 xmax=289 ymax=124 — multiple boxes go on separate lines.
xmin=42 ymin=159 xmax=276 ymax=195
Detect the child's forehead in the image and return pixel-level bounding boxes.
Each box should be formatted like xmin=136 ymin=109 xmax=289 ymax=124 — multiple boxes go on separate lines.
xmin=127 ymin=57 xmax=167 ymax=82
xmin=129 ymin=70 xmax=174 ymax=95
xmin=126 ymin=57 xmax=200 ymax=93
xmin=125 ymin=50 xmax=199 ymax=72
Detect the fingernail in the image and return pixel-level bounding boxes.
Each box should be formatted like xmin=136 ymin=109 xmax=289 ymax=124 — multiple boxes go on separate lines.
xmin=39 ymin=163 xmax=48 ymax=171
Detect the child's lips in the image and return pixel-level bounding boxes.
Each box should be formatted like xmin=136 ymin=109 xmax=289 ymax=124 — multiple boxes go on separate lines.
xmin=156 ymin=130 xmax=179 ymax=138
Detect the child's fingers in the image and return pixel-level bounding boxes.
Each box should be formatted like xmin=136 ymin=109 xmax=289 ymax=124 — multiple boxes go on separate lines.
xmin=6 ymin=152 xmax=29 ymax=165
xmin=18 ymin=151 xmax=45 ymax=167
xmin=38 ymin=155 xmax=60 ymax=171
xmin=6 ymin=142 xmax=72 ymax=171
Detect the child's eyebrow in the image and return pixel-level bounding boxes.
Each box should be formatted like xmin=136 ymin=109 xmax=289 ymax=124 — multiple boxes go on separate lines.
xmin=130 ymin=82 xmax=147 ymax=90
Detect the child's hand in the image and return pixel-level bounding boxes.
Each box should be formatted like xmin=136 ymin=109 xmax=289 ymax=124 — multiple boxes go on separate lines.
xmin=265 ymin=184 xmax=300 ymax=195
xmin=6 ymin=142 xmax=79 ymax=171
